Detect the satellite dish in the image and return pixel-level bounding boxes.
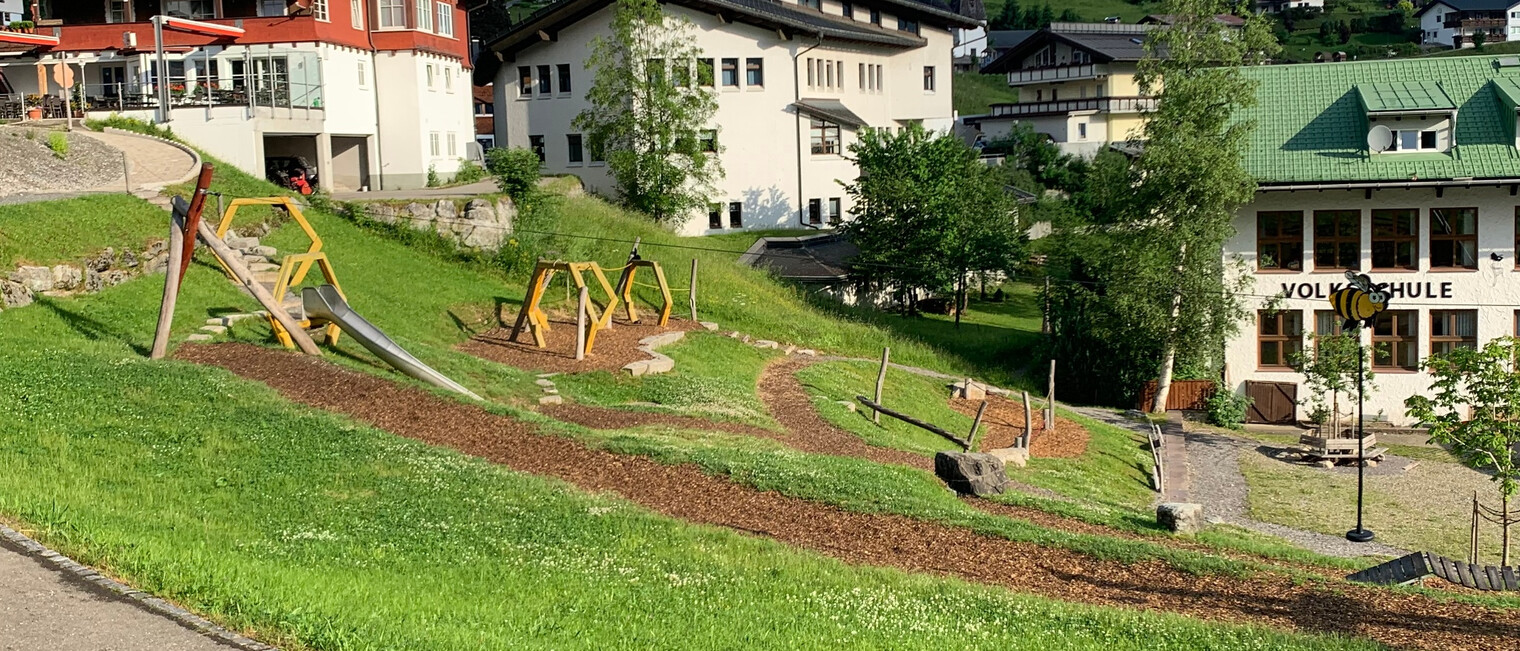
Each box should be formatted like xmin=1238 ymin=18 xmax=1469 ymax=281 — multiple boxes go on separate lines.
xmin=1368 ymin=125 xmax=1393 ymax=153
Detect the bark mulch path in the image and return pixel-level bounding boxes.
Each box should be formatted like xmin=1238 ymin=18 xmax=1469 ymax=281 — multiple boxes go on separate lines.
xmin=176 ymin=343 xmax=1520 ymax=651
xmin=540 ymin=403 xmax=777 ymax=438
xmin=758 ymin=358 xmax=935 ymax=471
xmin=952 ymin=395 xmax=1091 ymax=458
xmin=457 ymin=314 xmax=700 ymax=374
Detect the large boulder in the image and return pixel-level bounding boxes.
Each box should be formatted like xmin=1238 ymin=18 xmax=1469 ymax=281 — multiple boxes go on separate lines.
xmin=11 ymin=266 xmax=54 ymax=292
xmin=1156 ymin=502 xmax=1205 ymax=534
xmin=934 ymin=451 xmax=1009 ymax=496
xmin=434 ymin=199 xmax=457 ymax=220
xmin=1 ymin=280 xmax=33 ymax=308
xmin=50 ymin=265 xmax=83 ymax=291
xmin=83 ymin=269 xmax=103 ymax=293
xmin=405 ymin=202 xmax=436 ymax=231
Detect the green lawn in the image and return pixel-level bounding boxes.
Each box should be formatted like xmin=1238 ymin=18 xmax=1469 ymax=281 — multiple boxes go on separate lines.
xmin=953 ymin=71 xmax=1021 ymax=116
xmin=0 ymin=195 xmax=168 ymax=268
xmin=796 ymin=360 xmax=976 ymax=455
xmin=983 ymin=0 xmax=1160 ymax=24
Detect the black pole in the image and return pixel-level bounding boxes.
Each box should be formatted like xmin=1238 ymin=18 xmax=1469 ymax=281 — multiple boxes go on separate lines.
xmin=1347 ymin=334 xmax=1375 ymax=543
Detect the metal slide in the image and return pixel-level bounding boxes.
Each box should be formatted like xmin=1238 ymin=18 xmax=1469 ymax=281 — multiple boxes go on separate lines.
xmin=301 ymin=285 xmax=483 ymax=401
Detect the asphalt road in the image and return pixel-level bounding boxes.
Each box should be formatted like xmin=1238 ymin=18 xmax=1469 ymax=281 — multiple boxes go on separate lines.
xmin=0 ymin=544 xmax=235 ymax=651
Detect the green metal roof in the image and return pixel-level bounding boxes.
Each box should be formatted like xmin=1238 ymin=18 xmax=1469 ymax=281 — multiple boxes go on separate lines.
xmin=1355 ymin=80 xmax=1456 ymax=112
xmin=1239 ymin=56 xmax=1520 ymax=184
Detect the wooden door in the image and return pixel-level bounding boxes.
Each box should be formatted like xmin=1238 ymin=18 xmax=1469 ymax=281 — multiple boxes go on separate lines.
xmin=1245 ymin=381 xmax=1297 ymax=424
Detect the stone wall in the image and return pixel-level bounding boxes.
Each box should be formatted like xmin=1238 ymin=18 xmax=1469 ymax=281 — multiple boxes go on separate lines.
xmin=3 ymin=242 xmax=170 ymax=311
xmin=350 ymin=198 xmax=516 ymax=250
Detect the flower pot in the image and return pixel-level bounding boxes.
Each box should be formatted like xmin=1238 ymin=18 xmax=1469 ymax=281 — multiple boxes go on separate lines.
xmin=25 ymin=107 xmax=41 ymax=120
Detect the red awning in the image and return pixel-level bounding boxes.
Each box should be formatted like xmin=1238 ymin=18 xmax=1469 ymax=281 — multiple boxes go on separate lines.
xmin=159 ymin=16 xmax=245 ymax=39
xmin=0 ymin=30 xmax=60 ymax=48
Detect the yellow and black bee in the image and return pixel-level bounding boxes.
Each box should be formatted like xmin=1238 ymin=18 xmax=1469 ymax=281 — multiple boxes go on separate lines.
xmin=1329 ymin=272 xmax=1389 ymax=330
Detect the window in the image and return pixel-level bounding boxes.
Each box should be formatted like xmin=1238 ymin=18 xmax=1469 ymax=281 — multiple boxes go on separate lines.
xmin=1371 ymin=209 xmax=1417 ymax=270
xmin=1077 ymin=122 xmax=1087 ymax=140
xmin=869 ymin=8 xmax=880 ymax=24
xmin=518 ymin=66 xmax=532 ymax=96
xmin=108 ymin=0 xmax=128 ymax=23
xmin=842 ymin=1 xmax=853 ymax=17
xmin=874 ymin=65 xmax=882 ymax=91
xmin=529 ymin=135 xmax=545 ymax=163
xmin=1314 ymin=310 xmax=1345 ymax=338
xmin=699 ymin=129 xmax=717 ymax=152
xmin=746 ymin=58 xmax=763 ymax=87
xmin=567 ymin=134 xmax=584 ymax=164
xmin=557 ymin=64 xmax=571 ymax=93
xmin=537 ymin=65 xmax=551 ymax=94
xmin=801 ymin=0 xmax=820 ymax=7
xmin=729 ymin=202 xmax=743 ymax=228
xmin=447 ymin=132 xmax=457 ymax=157
xmin=416 ymin=0 xmax=433 ymax=31
xmin=807 ymin=58 xmax=815 ymax=86
xmin=1257 ymin=211 xmax=1303 ymax=271
xmin=825 ymin=60 xmax=833 ymax=88
xmin=436 ymin=1 xmax=455 ymax=37
xmin=164 ymin=0 xmax=214 ymax=19
xmin=721 ymin=58 xmax=738 ymax=87
xmin=810 ymin=119 xmax=840 ymax=155
xmin=828 ymin=197 xmax=841 ymax=223
xmin=351 ymin=0 xmax=364 ymax=28
xmin=1430 ymin=310 xmax=1477 ymax=357
xmin=698 ymin=59 xmax=715 ymax=86
xmin=1421 ymin=130 xmax=1437 ymax=149
xmin=313 ymin=0 xmax=329 ymax=21
xmin=1258 ymin=310 xmax=1303 ymax=369
xmin=646 ymin=58 xmax=665 ymax=85
xmin=808 ymin=198 xmax=822 ymax=224
xmin=923 ymin=66 xmax=935 ymax=92
xmin=1313 ymin=209 xmax=1360 ymax=270
xmin=709 ymin=204 xmax=723 ymax=229
xmin=858 ymin=62 xmax=865 ymax=90
xmin=1389 ymin=129 xmax=1439 ymax=151
xmin=1430 ymin=207 xmax=1477 ymax=269
xmin=1515 ymin=207 xmax=1520 ymax=267
xmin=1372 ymin=311 xmax=1419 ymax=370
xmin=898 ymin=17 xmax=919 ymax=34
xmin=429 ymin=132 xmax=441 ymax=157
xmin=426 ymin=64 xmax=435 ymax=89
xmin=444 ymin=67 xmax=453 ymax=92
xmin=357 ymin=60 xmax=367 ymax=87
xmin=589 ymin=138 xmax=605 ymax=164
xmin=379 ymin=0 xmax=405 ymax=26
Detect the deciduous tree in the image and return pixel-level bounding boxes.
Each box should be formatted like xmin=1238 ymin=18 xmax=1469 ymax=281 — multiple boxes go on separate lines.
xmin=573 ymin=0 xmax=721 ymax=225
xmin=1290 ymin=332 xmax=1376 ymax=437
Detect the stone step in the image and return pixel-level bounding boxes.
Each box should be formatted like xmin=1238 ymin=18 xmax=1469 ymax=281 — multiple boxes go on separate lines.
xmin=247 ymin=262 xmax=280 ymax=273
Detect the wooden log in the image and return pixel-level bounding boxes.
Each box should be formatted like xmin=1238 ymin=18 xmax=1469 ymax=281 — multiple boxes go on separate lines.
xmin=575 ymin=286 xmax=588 ymax=361
xmin=688 ymin=258 xmax=698 ymax=322
xmin=873 ymin=347 xmax=889 ymax=426
xmin=967 ymin=400 xmax=988 ymax=450
xmin=195 ymin=219 xmax=321 ymax=356
xmin=1021 ymin=390 xmax=1032 ymax=448
xmin=149 ymin=200 xmax=188 ymax=359
xmin=1046 ymin=359 xmax=1056 ymax=429
xmin=856 ymin=395 xmax=969 ymax=450
xmin=177 ymin=163 xmax=214 ymax=283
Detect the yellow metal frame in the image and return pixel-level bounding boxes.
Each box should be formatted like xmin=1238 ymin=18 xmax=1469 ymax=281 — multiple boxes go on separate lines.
xmin=212 ymin=196 xmax=323 ymax=282
xmin=615 ymin=260 xmax=672 ymax=327
xmin=521 ymin=261 xmax=619 ymax=352
xmin=267 ymin=252 xmax=345 ymax=350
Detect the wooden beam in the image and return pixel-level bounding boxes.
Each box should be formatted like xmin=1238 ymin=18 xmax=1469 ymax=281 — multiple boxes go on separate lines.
xmin=195 ymin=220 xmax=322 ymax=356
xmin=857 ymin=395 xmax=970 ymax=450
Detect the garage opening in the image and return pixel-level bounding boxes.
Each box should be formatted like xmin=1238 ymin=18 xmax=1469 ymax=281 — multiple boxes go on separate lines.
xmin=330 ymin=136 xmax=370 ymax=192
xmin=263 ymin=135 xmax=320 ymax=194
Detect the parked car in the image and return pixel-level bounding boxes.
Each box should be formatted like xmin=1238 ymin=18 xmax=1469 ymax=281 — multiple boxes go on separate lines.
xmin=266 ymin=156 xmax=317 ymax=195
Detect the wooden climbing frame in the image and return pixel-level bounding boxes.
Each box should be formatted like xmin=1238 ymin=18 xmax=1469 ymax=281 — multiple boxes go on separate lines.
xmin=212 ymin=197 xmax=323 ymax=284
xmin=511 ymin=261 xmax=620 ymax=353
xmin=267 ymin=252 xmax=345 ymax=350
xmin=614 ymin=260 xmax=672 ymax=327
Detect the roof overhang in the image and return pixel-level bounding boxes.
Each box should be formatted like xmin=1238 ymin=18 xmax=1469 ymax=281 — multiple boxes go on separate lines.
xmin=0 ymin=30 xmax=60 ymax=51
xmin=1257 ymin=176 xmax=1520 ymax=192
xmin=793 ymin=98 xmax=867 ymax=128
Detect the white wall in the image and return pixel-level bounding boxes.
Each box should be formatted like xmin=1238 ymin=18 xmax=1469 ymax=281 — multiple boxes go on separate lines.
xmin=495 ymin=2 xmax=956 ymax=235
xmin=373 ymin=51 xmax=474 ymax=188
xmin=1224 ymin=185 xmax=1520 ymax=425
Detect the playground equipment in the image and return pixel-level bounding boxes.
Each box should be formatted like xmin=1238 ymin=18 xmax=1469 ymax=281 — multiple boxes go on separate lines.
xmin=614 ymin=259 xmax=673 ymax=327
xmin=211 ymin=196 xmax=341 ymax=349
xmin=302 ymin=285 xmax=482 ymax=400
xmin=511 ymin=260 xmax=620 ymax=352
xmin=1348 ymin=551 xmax=1518 ymax=591
xmin=1298 ymin=429 xmax=1387 ymax=465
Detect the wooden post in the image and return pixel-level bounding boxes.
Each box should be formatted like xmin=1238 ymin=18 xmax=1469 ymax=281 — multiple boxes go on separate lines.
xmin=149 ymin=203 xmax=187 ymax=359
xmin=1021 ymin=390 xmax=1033 ymax=448
xmin=1042 ymin=276 xmax=1051 ymax=334
xmin=122 ymin=151 xmax=131 ymax=192
xmin=1046 ymin=359 xmax=1056 ymax=430
xmin=575 ymin=286 xmax=588 ymax=361
xmin=1472 ymin=491 xmax=1480 ymax=565
xmin=688 ymin=258 xmax=698 ymax=322
xmin=967 ymin=400 xmax=988 ymax=451
xmin=177 ymin=163 xmax=215 ymax=283
xmin=196 ymin=219 xmax=322 ymax=356
xmin=873 ymin=346 xmax=890 ymax=425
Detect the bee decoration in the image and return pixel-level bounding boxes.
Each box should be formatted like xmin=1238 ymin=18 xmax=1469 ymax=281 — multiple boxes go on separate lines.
xmin=1329 ymin=271 xmax=1390 ymax=331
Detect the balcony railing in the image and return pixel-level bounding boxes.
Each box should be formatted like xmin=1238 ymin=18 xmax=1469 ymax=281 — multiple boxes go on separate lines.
xmin=1005 ymin=63 xmax=1107 ymax=86
xmin=989 ymin=96 xmax=1156 ymax=117
xmin=0 ymin=93 xmax=22 ymax=120
xmin=74 ymin=73 xmax=323 ymax=114
xmin=1447 ymin=17 xmax=1507 ymax=28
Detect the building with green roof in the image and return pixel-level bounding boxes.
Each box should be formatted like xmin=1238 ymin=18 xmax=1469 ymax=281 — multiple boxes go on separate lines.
xmin=1225 ymin=55 xmax=1520 ymax=426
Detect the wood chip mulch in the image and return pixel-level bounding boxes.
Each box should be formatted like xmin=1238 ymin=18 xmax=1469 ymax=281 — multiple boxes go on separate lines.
xmin=953 ymin=395 xmax=1091 ymax=458
xmin=758 ymin=358 xmax=934 ymax=471
xmin=175 ymin=343 xmax=1520 ymax=651
xmin=456 ymin=314 xmax=701 ymax=374
xmin=540 ymin=403 xmax=777 ymax=438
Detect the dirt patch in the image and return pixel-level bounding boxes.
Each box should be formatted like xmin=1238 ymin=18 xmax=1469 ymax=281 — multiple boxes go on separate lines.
xmin=758 ymin=358 xmax=935 ymax=470
xmin=541 ymin=403 xmax=777 ymax=438
xmin=177 ymin=343 xmax=1520 ymax=651
xmin=457 ymin=314 xmax=700 ymax=374
xmin=954 ymin=395 xmax=1090 ymax=458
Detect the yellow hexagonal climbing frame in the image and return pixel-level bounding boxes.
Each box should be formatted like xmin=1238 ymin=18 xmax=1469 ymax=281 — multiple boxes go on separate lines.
xmin=511 ymin=261 xmax=620 ymax=354
xmin=614 ymin=260 xmax=672 ymax=327
xmin=212 ymin=197 xmax=323 ymax=283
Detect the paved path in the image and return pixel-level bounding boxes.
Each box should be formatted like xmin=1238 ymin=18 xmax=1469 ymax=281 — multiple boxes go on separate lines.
xmin=0 ymin=543 xmax=237 ymax=651
xmin=331 ymin=179 xmax=498 ymax=201
xmin=75 ymin=130 xmax=197 ymax=193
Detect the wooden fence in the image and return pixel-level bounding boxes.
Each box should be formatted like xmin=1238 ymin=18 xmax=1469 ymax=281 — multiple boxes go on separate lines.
xmin=1137 ymin=380 xmax=1217 ymax=412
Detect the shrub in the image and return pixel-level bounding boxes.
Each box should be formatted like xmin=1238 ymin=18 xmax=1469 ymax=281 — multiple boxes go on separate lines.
xmin=84 ymin=114 xmax=177 ymax=141
xmin=1205 ymin=389 xmax=1252 ymax=430
xmin=47 ymin=131 xmax=68 ymax=159
xmin=426 ymin=165 xmax=440 ymax=188
xmin=453 ymin=159 xmax=488 ymax=185
xmin=485 ymin=147 xmax=541 ymax=199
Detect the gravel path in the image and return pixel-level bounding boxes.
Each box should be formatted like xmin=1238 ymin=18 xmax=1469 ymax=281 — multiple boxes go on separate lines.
xmin=0 ymin=127 xmax=126 ymax=195
xmin=74 ymin=129 xmax=196 ymax=190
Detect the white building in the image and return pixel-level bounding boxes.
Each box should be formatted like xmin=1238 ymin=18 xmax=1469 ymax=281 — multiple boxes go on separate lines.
xmin=1223 ymin=57 xmax=1520 ymax=425
xmin=1417 ymin=0 xmax=1520 ymax=48
xmin=480 ymin=0 xmax=981 ymax=235
xmin=0 ymin=0 xmax=25 ymax=25
xmin=1253 ymin=0 xmax=1325 ymax=13
xmin=0 ymin=1 xmax=475 ymax=191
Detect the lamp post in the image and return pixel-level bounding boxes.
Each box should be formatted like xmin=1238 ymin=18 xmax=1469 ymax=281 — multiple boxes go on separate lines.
xmin=1346 ymin=331 xmax=1375 ymax=543
xmin=1331 ymin=270 xmax=1385 ymax=544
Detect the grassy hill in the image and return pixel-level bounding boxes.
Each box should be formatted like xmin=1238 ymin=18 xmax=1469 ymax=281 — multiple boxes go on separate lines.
xmin=953 ymin=71 xmax=1021 ymax=116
